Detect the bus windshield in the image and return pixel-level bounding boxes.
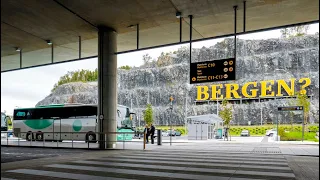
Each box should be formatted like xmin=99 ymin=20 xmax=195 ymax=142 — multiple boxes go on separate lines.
xmin=1 ymin=113 xmax=7 ymax=131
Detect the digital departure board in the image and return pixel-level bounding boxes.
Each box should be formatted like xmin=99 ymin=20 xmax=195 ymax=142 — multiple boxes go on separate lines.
xmin=190 ymin=58 xmax=236 ymax=84
xmin=278 ymin=106 xmax=304 ymax=111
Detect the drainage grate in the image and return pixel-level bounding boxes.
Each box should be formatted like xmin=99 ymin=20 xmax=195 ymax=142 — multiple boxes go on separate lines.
xmin=253 ymin=147 xmax=282 ymax=154
xmin=253 ymin=151 xmax=281 ymax=154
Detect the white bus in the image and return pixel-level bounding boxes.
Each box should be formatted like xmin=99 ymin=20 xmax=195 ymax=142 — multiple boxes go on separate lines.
xmin=13 ymin=104 xmax=136 ymax=142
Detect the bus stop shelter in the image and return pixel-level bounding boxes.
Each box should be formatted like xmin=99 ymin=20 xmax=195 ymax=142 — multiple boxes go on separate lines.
xmin=187 ymin=114 xmax=223 ymax=140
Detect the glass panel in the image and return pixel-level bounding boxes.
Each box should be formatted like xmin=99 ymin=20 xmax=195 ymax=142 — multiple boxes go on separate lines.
xmin=117 ymin=43 xmax=190 ymax=127
xmin=139 ymin=20 xmax=180 ymax=49
xmin=246 ymin=0 xmax=318 ymax=31
xmin=181 ymin=18 xmax=203 ymax=42
xmin=192 ymin=37 xmax=234 ymax=63
xmin=118 ymin=31 xmax=138 ymax=52
xmin=192 ymin=12 xmax=235 ymax=40
xmin=54 ymin=36 xmax=79 ymax=63
xmin=22 ymin=47 xmax=51 ymax=68
xmin=181 ymin=19 xmax=190 ymax=42
xmin=81 ymin=37 xmax=98 ymax=58
xmin=190 ymin=23 xmax=319 ymax=131
xmin=1 ymin=53 xmax=20 ymax=71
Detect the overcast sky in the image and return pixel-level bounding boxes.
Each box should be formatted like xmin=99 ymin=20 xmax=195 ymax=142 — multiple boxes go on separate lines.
xmin=1 ymin=24 xmax=319 ymax=115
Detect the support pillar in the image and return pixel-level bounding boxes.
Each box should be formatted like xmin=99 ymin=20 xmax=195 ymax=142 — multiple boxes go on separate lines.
xmin=98 ymin=26 xmax=117 ymax=149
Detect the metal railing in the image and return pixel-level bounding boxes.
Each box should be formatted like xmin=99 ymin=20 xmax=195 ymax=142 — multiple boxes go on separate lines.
xmin=1 ymin=130 xmax=199 ymax=149
xmin=0 ymin=131 xmax=150 ymax=150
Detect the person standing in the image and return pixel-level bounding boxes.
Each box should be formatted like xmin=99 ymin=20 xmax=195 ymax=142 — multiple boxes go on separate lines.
xmin=150 ymin=124 xmax=155 ymax=144
xmin=144 ymin=125 xmax=150 ymax=144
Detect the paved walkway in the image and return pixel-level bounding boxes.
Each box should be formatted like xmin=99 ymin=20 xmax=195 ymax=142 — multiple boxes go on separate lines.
xmin=2 ymin=149 xmax=296 ymax=180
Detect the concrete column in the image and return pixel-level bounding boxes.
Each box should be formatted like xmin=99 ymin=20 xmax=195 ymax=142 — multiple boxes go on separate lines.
xmin=98 ymin=26 xmax=117 ymax=149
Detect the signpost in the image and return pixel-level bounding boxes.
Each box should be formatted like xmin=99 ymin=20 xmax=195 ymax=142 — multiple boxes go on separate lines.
xmin=277 ymin=106 xmax=304 ymax=141
xmin=169 ymin=96 xmax=174 ymax=146
xmin=190 ymin=58 xmax=236 ymax=84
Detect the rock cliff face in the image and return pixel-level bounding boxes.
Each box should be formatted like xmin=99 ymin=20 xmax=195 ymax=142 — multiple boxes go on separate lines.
xmin=36 ymin=35 xmax=319 ymax=126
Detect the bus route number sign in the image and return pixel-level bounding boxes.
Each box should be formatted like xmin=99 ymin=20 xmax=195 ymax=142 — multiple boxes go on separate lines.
xmin=190 ymin=58 xmax=236 ymax=84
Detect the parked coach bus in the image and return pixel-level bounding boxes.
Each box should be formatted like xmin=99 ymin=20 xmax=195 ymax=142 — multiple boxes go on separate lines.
xmin=13 ymin=103 xmax=136 ymax=142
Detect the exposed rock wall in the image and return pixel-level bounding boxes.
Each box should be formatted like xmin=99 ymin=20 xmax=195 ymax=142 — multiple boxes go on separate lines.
xmin=37 ymin=35 xmax=319 ymax=125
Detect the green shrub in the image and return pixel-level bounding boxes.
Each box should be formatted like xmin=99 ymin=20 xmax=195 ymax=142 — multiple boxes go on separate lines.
xmin=308 ymin=125 xmax=319 ymax=132
xmin=175 ymin=128 xmax=186 ymax=135
xmin=281 ymin=132 xmax=318 ymax=142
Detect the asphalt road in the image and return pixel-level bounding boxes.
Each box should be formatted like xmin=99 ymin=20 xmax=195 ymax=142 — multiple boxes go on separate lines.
xmin=1 ymin=146 xmax=90 ymax=163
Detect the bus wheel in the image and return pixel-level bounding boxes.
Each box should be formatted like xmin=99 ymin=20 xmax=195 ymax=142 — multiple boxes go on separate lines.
xmin=26 ymin=132 xmax=33 ymax=141
xmin=86 ymin=132 xmax=96 ymax=143
xmin=36 ymin=133 xmax=43 ymax=141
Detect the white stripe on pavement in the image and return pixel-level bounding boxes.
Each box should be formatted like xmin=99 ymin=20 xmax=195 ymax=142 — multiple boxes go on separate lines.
xmin=6 ymin=169 xmax=133 ymax=180
xmin=98 ymin=157 xmax=292 ymax=171
xmin=73 ymin=160 xmax=294 ymax=178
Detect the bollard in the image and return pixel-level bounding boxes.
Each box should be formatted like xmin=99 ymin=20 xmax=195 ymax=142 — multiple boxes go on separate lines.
xmin=143 ymin=132 xmax=146 ymax=150
xmin=157 ymin=129 xmax=162 ymax=145
xmin=105 ymin=134 xmax=107 ymax=149
xmin=72 ymin=132 xmax=74 ymax=148
xmin=18 ymin=132 xmax=20 ymax=146
xmin=123 ymin=133 xmax=125 ymax=149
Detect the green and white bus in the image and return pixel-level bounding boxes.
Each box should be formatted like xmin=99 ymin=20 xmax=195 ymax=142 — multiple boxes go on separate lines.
xmin=13 ymin=104 xmax=136 ymax=142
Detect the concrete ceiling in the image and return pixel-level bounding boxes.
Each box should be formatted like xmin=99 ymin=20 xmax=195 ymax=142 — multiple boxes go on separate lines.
xmin=1 ymin=0 xmax=319 ymax=72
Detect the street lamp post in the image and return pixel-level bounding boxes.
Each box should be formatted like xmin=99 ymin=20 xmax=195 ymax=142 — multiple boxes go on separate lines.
xmin=217 ymin=92 xmax=219 ymax=115
xmin=259 ymin=98 xmax=263 ymax=125
xmin=185 ymin=96 xmax=188 ymax=133
xmin=169 ymin=96 xmax=174 ymax=146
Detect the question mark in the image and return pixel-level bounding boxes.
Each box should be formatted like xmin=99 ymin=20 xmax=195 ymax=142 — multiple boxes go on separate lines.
xmin=298 ymin=78 xmax=311 ymax=94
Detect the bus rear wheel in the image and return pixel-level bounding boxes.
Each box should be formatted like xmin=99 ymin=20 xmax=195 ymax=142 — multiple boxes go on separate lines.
xmin=86 ymin=132 xmax=96 ymax=143
xmin=36 ymin=132 xmax=43 ymax=141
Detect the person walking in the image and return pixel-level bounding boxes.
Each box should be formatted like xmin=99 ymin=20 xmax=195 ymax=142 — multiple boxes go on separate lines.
xmin=144 ymin=125 xmax=150 ymax=144
xmin=150 ymin=124 xmax=155 ymax=144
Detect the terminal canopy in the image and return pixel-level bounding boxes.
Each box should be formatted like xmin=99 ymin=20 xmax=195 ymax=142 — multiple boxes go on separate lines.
xmin=1 ymin=0 xmax=319 ymax=72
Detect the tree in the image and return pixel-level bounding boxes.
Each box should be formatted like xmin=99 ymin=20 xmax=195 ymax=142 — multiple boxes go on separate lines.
xmin=219 ymin=98 xmax=233 ymax=141
xmin=280 ymin=25 xmax=310 ymax=38
xmin=142 ymin=54 xmax=152 ymax=65
xmin=295 ymin=92 xmax=311 ymax=132
xmin=51 ymin=69 xmax=99 ymax=92
xmin=6 ymin=116 xmax=12 ymax=126
xmin=119 ymin=65 xmax=131 ymax=70
xmin=143 ymin=104 xmax=153 ymax=126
